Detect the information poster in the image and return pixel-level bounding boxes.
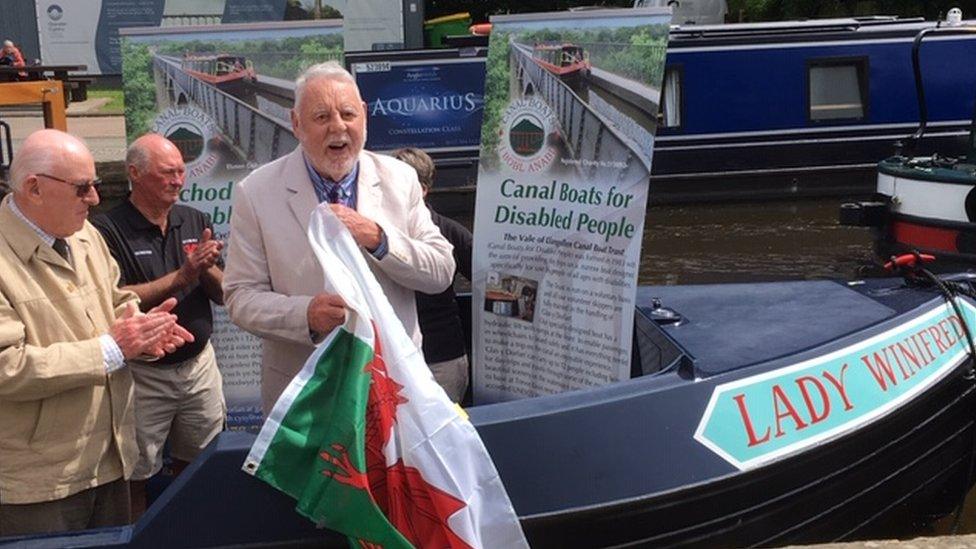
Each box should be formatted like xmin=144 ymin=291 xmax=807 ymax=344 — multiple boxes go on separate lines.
xmin=36 ymin=0 xmax=287 ymax=75
xmin=121 ymin=20 xmax=343 ymax=430
xmin=471 ymin=9 xmax=671 ymax=403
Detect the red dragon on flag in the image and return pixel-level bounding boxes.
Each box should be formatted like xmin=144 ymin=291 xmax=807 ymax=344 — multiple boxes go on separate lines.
xmin=319 ymin=335 xmax=473 ymax=548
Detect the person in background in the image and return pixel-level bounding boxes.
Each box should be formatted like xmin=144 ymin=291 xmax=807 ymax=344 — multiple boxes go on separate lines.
xmin=0 ymin=129 xmax=192 ymax=536
xmin=0 ymin=40 xmax=26 ymax=80
xmin=92 ymin=133 xmax=226 ymax=519
xmin=392 ymin=147 xmax=472 ymax=402
xmin=223 ymin=61 xmax=455 ymax=414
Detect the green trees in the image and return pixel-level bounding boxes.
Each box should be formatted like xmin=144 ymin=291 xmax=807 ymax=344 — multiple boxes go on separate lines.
xmin=153 ymin=36 xmax=343 ymax=80
xmin=121 ymin=42 xmax=156 ymax=142
xmin=516 ymin=26 xmax=668 ymax=86
xmin=480 ymin=31 xmax=513 ymax=170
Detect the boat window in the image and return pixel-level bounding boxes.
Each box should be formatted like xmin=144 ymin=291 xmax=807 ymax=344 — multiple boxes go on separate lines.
xmin=808 ymin=58 xmax=867 ymax=121
xmin=660 ymin=65 xmax=682 ymax=128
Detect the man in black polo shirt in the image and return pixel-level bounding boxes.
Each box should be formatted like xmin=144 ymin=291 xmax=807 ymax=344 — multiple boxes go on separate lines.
xmin=92 ymin=133 xmax=225 ymax=517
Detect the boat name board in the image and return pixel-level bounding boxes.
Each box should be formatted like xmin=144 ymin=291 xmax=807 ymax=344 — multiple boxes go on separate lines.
xmin=695 ymin=298 xmax=976 ymax=470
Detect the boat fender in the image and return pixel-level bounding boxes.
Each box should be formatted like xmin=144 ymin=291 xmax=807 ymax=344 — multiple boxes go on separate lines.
xmin=883 ymin=251 xmax=936 ymax=272
xmin=839 ymin=201 xmax=887 ymax=227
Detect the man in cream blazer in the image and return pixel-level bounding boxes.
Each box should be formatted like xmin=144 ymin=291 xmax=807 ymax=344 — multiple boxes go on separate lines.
xmin=223 ymin=62 xmax=455 ymax=414
xmin=0 ymin=130 xmax=193 ymax=536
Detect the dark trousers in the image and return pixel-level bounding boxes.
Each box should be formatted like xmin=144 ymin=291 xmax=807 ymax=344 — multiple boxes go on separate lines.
xmin=0 ymin=478 xmax=130 ymax=537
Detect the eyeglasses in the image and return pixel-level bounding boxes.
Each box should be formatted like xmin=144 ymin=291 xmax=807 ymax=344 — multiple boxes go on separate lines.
xmin=35 ymin=173 xmax=102 ymax=197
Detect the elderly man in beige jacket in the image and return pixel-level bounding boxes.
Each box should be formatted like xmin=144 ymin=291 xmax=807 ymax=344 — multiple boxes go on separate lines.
xmin=224 ymin=61 xmax=455 ymax=414
xmin=0 ymin=129 xmax=193 ymax=536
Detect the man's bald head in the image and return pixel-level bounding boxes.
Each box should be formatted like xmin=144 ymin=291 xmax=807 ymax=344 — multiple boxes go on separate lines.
xmin=126 ymin=133 xmax=180 ymax=174
xmin=9 ymin=129 xmax=93 ymax=193
xmin=8 ymin=129 xmax=98 ymax=237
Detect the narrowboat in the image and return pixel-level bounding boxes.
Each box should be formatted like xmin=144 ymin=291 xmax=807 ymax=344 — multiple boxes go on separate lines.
xmin=651 ymin=14 xmax=976 ymax=202
xmin=531 ymin=43 xmax=591 ymax=88
xmin=6 ymin=269 xmax=976 ymax=548
xmin=181 ymin=53 xmax=256 ymax=95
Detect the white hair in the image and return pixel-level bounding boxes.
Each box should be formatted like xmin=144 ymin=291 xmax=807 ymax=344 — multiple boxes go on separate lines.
xmin=9 ymin=143 xmax=55 ymax=192
xmin=9 ymin=130 xmax=89 ymax=192
xmin=3 ymin=40 xmax=12 ymax=48
xmin=293 ymin=61 xmax=360 ymax=109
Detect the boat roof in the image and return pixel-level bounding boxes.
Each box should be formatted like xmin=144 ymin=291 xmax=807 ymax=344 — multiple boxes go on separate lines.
xmin=674 ymin=15 xmax=917 ymax=34
xmin=639 ymin=279 xmax=930 ymax=377
xmin=668 ymin=16 xmax=976 ymax=45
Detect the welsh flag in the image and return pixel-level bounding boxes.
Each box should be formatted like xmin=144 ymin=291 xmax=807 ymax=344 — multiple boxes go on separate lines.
xmin=243 ymin=205 xmax=528 ymax=549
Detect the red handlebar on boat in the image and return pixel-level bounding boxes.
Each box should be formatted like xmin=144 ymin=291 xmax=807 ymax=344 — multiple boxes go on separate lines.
xmin=884 ymin=252 xmax=936 ymax=271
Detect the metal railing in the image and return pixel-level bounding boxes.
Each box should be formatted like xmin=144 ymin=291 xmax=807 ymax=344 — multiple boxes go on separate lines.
xmin=511 ymin=42 xmax=651 ymax=183
xmin=154 ymin=55 xmax=297 ymax=164
xmin=589 ymin=91 xmax=655 ymax=160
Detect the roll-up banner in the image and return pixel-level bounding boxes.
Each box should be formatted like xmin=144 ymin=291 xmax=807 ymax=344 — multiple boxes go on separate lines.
xmin=120 ymin=20 xmax=343 ymax=431
xmin=471 ymin=8 xmax=671 ymax=403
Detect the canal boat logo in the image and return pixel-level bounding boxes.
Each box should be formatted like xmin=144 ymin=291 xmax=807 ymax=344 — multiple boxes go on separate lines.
xmin=499 ymin=97 xmax=558 ymax=173
xmin=152 ymin=105 xmax=220 ymax=178
xmin=47 ymin=4 xmax=63 ymax=21
xmin=695 ymin=298 xmax=976 ymax=471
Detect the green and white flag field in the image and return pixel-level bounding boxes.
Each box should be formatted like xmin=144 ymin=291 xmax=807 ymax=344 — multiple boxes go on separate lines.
xmin=243 ymin=205 xmax=528 ymax=549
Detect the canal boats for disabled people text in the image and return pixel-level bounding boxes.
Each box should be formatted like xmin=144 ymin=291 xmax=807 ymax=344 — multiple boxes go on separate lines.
xmin=493 ymin=178 xmax=640 ymax=241
xmin=695 ymin=299 xmax=976 ymax=470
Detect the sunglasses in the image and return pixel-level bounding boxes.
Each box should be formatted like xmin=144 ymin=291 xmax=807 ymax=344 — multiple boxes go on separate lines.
xmin=35 ymin=173 xmax=102 ymax=197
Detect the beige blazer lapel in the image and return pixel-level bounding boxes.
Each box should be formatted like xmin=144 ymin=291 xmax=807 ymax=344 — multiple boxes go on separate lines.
xmin=284 ymin=150 xmax=319 ymax=234
xmin=355 ymin=153 xmax=383 ymax=220
xmin=66 ymin=230 xmax=92 ymax=273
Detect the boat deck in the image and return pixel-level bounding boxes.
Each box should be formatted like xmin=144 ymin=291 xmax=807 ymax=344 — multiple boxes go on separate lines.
xmin=638 ymin=279 xmax=920 ymax=376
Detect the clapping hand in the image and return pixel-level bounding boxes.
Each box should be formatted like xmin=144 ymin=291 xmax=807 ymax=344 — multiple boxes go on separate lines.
xmin=110 ymin=298 xmax=195 ymax=359
xmin=178 ymin=228 xmax=223 ymax=284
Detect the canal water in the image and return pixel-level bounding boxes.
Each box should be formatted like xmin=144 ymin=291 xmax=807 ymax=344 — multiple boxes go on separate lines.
xmin=638 ymin=197 xmax=882 ymax=285
xmin=457 ymin=196 xmax=883 ymax=287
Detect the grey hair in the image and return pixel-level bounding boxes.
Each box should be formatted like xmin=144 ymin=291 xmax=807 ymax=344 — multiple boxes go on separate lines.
xmin=294 ymin=61 xmax=360 ymax=109
xmin=125 ymin=137 xmax=154 ymax=173
xmin=2 ymin=40 xmax=12 ymax=48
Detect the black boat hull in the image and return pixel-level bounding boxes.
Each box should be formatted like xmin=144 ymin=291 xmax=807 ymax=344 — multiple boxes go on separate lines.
xmin=5 ymin=280 xmax=976 ymax=548
xmin=521 ymin=364 xmax=976 ymax=548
